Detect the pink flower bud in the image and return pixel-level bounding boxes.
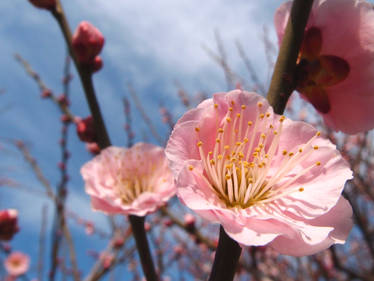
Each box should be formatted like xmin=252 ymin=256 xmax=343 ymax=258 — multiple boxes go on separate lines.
xmin=111 ymin=237 xmax=125 ymax=248
xmin=183 ymin=213 xmax=195 ymax=227
xmin=72 ymin=22 xmax=105 ymax=64
xmin=92 ymin=56 xmax=103 ymax=72
xmin=60 ymin=114 xmax=71 ymax=124
xmin=0 ymin=210 xmax=19 ymax=241
xmin=75 ymin=116 xmax=97 ymax=143
xmin=41 ymin=89 xmax=52 ymax=99
xmin=57 ymin=94 xmax=70 ymax=107
xmin=85 ymin=222 xmax=95 ymax=235
xmin=28 ymin=0 xmax=55 ymax=10
xmin=86 ymin=142 xmax=101 ymax=155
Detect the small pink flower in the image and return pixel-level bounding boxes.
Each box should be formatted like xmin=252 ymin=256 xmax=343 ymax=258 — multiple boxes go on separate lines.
xmin=166 ymin=90 xmax=353 ymax=256
xmin=4 ymin=252 xmax=30 ymax=276
xmin=275 ymin=0 xmax=374 ymax=134
xmin=81 ymin=143 xmax=175 ymax=217
xmin=72 ymin=21 xmax=104 ymax=64
xmin=0 ymin=210 xmax=19 ymax=241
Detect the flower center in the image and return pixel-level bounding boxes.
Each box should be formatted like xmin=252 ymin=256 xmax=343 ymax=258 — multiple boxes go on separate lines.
xmin=296 ymin=27 xmax=350 ymax=113
xmin=113 ymin=153 xmax=156 ymax=204
xmin=190 ymin=100 xmax=322 ymax=210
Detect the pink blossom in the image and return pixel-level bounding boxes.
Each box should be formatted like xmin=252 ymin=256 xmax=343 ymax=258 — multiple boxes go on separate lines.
xmin=81 ymin=143 xmax=175 ymax=217
xmin=0 ymin=210 xmax=19 ymax=241
xmin=4 ymin=252 xmax=30 ymax=276
xmin=166 ymin=90 xmax=353 ymax=256
xmin=275 ymin=0 xmax=374 ymax=134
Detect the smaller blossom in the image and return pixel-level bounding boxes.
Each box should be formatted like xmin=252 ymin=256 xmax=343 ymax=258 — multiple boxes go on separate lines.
xmin=81 ymin=143 xmax=175 ymax=217
xmin=4 ymin=252 xmax=30 ymax=276
xmin=72 ymin=22 xmax=104 ymax=64
xmin=0 ymin=210 xmax=19 ymax=241
xmin=275 ymin=0 xmax=374 ymax=134
xmin=28 ymin=0 xmax=55 ymax=9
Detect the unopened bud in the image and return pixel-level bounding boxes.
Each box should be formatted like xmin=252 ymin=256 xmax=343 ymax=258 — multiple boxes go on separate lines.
xmin=41 ymin=89 xmax=52 ymax=99
xmin=86 ymin=142 xmax=101 ymax=155
xmin=91 ymin=56 xmax=103 ymax=72
xmin=72 ymin=21 xmax=105 ymax=64
xmin=75 ymin=116 xmax=97 ymax=143
xmin=0 ymin=209 xmax=19 ymax=241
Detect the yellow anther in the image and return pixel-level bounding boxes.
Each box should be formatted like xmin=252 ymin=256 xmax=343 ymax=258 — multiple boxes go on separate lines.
xmin=236 ymin=142 xmax=242 ymax=146
xmin=231 ymin=158 xmax=237 ymax=162
xmin=226 ymin=117 xmax=231 ymax=122
xmin=243 ymin=137 xmax=249 ymax=143
xmin=249 ymin=162 xmax=255 ymax=168
xmin=214 ymin=104 xmax=218 ymax=109
xmin=188 ymin=165 xmax=194 ymax=171
xmin=299 ymin=187 xmax=304 ymax=192
xmin=241 ymin=105 xmax=246 ymax=110
xmin=316 ymin=161 xmax=321 ymax=166
xmin=261 ymin=133 xmax=266 ymax=139
xmin=316 ymin=131 xmax=321 ymax=136
xmin=197 ymin=141 xmax=203 ymax=147
xmin=217 ymin=154 xmax=223 ymax=160
xmin=248 ymin=178 xmax=254 ymax=184
xmin=255 ymin=147 xmax=261 ymax=153
xmin=266 ymin=113 xmax=271 ymax=117
xmin=210 ymin=159 xmax=216 ymax=165
xmin=231 ymin=151 xmax=236 ymax=156
xmin=224 ymin=145 xmax=230 ymax=150
xmin=216 ymin=138 xmax=221 ymax=143
xmin=260 ymin=113 xmax=265 ymax=119
xmin=218 ymin=128 xmax=224 ymax=133
xmin=238 ymin=152 xmax=244 ymax=159
xmin=229 ymin=107 xmax=233 ymax=112
xmin=253 ymin=152 xmax=258 ymax=157
xmin=257 ymin=102 xmax=263 ymax=108
xmin=289 ymin=152 xmax=294 ymax=157
xmin=273 ymin=131 xmax=278 ymax=135
xmin=269 ymin=124 xmax=274 ymax=129
xmin=265 ymin=154 xmax=269 ymax=158
xmin=299 ymin=148 xmax=303 ymax=153
xmin=236 ymin=167 xmax=240 ymax=172
xmin=248 ymin=121 xmax=253 ymax=126
xmin=231 ymin=100 xmax=235 ymax=105
xmin=194 ymin=127 xmax=200 ymax=132
xmin=279 ymin=116 xmax=286 ymax=122
xmin=313 ymin=145 xmax=319 ymax=150
xmin=259 ymin=144 xmax=264 ymax=149
xmin=282 ymin=150 xmax=287 ymax=155
xmin=226 ymin=164 xmax=233 ymax=169
xmin=208 ymin=151 xmax=213 ymax=156
xmin=236 ymin=113 xmax=241 ymax=118
xmin=225 ymin=174 xmax=231 ymax=180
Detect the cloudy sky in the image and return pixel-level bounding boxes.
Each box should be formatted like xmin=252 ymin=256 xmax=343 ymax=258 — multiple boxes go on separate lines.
xmin=0 ymin=0 xmax=286 ymax=279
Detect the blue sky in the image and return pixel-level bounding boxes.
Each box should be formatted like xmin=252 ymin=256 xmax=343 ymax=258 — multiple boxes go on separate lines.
xmin=0 ymin=0 xmax=287 ymax=279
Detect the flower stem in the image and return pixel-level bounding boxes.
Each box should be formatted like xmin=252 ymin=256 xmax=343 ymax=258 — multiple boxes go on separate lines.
xmin=266 ymin=0 xmax=314 ymax=114
xmin=51 ymin=1 xmax=110 ymax=149
xmin=208 ymin=226 xmax=242 ymax=281
xmin=129 ymin=216 xmax=159 ymax=281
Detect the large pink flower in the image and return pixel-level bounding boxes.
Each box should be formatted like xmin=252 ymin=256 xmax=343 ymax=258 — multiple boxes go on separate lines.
xmin=166 ymin=90 xmax=353 ymax=256
xmin=81 ymin=143 xmax=175 ymax=217
xmin=275 ymin=0 xmax=374 ymax=134
xmin=4 ymin=252 xmax=30 ymax=276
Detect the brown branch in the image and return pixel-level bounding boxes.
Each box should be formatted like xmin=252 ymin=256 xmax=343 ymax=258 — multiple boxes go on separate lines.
xmin=266 ymin=0 xmax=314 ymax=114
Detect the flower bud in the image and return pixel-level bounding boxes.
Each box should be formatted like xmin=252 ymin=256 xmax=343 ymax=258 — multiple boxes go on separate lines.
xmin=28 ymin=0 xmax=56 ymax=10
xmin=86 ymin=142 xmax=101 ymax=155
xmin=0 ymin=210 xmax=19 ymax=241
xmin=75 ymin=116 xmax=97 ymax=143
xmin=72 ymin=22 xmax=104 ymax=64
xmin=92 ymin=56 xmax=103 ymax=72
